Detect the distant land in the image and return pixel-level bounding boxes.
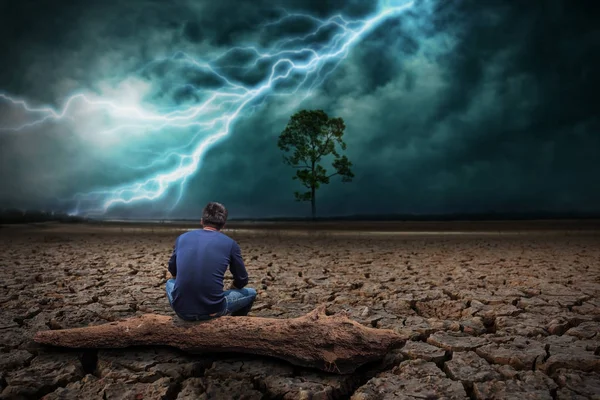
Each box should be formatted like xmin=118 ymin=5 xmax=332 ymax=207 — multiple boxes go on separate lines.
xmin=2 ymin=208 xmax=600 ymax=225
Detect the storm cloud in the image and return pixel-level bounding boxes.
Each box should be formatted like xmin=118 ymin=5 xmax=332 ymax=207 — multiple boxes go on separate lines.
xmin=0 ymin=0 xmax=598 ymax=218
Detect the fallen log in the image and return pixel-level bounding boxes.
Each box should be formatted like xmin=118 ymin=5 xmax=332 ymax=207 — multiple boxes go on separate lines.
xmin=34 ymin=305 xmax=404 ymax=374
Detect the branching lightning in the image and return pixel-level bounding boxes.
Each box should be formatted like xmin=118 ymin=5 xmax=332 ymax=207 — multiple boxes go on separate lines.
xmin=0 ymin=1 xmax=414 ymax=216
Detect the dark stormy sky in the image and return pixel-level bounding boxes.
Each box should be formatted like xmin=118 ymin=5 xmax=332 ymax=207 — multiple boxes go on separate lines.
xmin=0 ymin=0 xmax=598 ymax=218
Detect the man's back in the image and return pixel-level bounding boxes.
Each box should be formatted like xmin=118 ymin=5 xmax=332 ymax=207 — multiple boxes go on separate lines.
xmin=168 ymin=229 xmax=248 ymax=316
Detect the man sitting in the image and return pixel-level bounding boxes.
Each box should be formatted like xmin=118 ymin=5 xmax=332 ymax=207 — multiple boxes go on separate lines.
xmin=165 ymin=202 xmax=257 ymax=321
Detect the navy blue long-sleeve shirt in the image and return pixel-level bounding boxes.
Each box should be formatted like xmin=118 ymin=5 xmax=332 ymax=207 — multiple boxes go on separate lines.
xmin=167 ymin=229 xmax=248 ymax=315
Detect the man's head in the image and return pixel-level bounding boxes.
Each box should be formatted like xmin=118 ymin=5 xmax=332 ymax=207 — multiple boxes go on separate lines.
xmin=201 ymin=202 xmax=228 ymax=230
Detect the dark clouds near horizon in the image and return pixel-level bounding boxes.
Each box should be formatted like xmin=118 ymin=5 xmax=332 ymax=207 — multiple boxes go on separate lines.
xmin=0 ymin=0 xmax=599 ymax=218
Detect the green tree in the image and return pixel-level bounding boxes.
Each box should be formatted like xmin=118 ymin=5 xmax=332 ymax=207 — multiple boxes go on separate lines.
xmin=278 ymin=109 xmax=354 ymax=220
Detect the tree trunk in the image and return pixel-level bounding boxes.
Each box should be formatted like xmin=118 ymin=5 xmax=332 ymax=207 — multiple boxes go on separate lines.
xmin=311 ymin=185 xmax=316 ymax=220
xmin=310 ymin=160 xmax=316 ymax=220
xmin=33 ymin=305 xmax=404 ymax=374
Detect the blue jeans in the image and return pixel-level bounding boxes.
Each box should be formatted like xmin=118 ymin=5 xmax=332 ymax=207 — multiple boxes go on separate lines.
xmin=165 ymin=279 xmax=257 ymax=321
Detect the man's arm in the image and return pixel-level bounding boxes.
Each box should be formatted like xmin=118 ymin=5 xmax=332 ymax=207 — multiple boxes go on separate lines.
xmin=229 ymin=241 xmax=248 ymax=289
xmin=167 ymin=238 xmax=178 ymax=278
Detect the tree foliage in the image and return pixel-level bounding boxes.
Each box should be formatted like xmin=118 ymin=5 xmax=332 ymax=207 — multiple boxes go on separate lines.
xmin=278 ymin=109 xmax=354 ymax=219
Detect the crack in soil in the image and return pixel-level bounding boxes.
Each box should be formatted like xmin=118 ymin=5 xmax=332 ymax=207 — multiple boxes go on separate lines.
xmin=79 ymin=349 xmax=98 ymax=375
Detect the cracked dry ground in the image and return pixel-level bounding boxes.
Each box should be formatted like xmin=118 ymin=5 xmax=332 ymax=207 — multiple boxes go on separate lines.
xmin=1 ymin=224 xmax=599 ymax=399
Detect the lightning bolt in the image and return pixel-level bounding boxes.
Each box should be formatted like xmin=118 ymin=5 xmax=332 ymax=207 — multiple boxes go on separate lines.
xmin=0 ymin=1 xmax=414 ymax=216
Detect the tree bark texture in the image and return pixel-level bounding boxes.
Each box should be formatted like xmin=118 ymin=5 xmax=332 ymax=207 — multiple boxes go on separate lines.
xmin=33 ymin=305 xmax=404 ymax=374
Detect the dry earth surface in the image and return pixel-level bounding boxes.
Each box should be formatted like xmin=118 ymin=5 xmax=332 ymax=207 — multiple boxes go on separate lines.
xmin=0 ymin=221 xmax=599 ymax=399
